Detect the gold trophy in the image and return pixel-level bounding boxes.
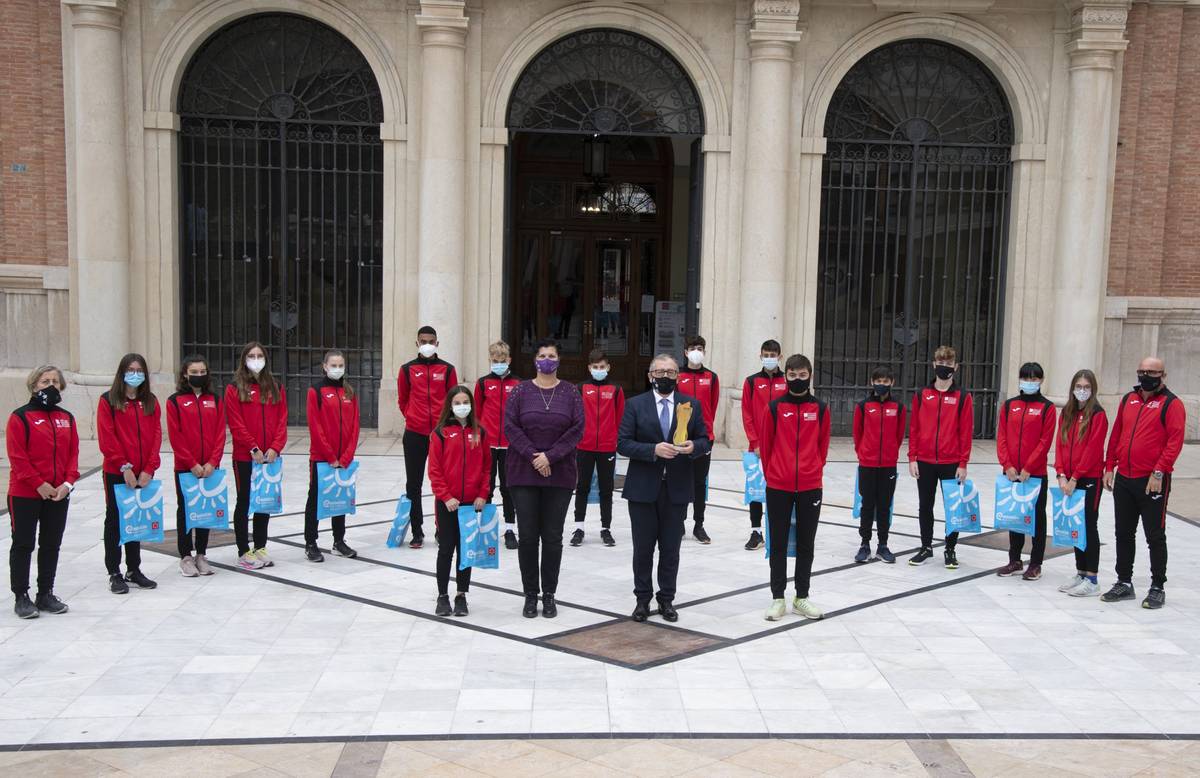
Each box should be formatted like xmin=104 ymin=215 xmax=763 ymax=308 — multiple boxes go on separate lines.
xmin=673 ymin=402 xmax=692 ymax=446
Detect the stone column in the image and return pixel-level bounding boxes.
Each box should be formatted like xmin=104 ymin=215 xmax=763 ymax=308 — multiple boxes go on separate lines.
xmin=737 ymin=1 xmax=802 ymax=374
xmin=1050 ymin=1 xmax=1129 ymax=377
xmin=64 ymin=0 xmax=129 ymax=376
xmin=415 ymin=0 xmax=469 ymax=365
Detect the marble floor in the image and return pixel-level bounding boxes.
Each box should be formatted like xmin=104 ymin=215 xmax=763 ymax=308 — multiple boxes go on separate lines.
xmin=0 ymin=442 xmax=1198 ymax=762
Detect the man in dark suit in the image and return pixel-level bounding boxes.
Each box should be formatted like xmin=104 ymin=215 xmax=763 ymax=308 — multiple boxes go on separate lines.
xmin=617 ymin=354 xmax=711 ymax=623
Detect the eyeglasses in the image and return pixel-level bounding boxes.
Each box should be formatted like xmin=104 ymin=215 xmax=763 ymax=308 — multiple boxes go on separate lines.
xmin=649 ymin=369 xmax=679 ymax=379
xmin=1137 ymin=370 xmax=1164 ymax=378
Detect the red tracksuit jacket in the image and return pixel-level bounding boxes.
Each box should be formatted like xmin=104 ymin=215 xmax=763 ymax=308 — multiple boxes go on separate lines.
xmin=852 ymin=394 xmax=906 ymax=468
xmin=756 ymin=394 xmax=831 ymax=493
xmin=678 ymin=367 xmax=719 ymax=442
xmin=995 ymin=395 xmax=1057 ymax=477
xmin=397 ymin=357 xmax=457 ymax=436
xmin=167 ymin=391 xmax=226 ymax=472
xmin=741 ymin=370 xmax=788 ymax=452
xmin=97 ymin=394 xmax=162 ymax=476
xmin=6 ymin=404 xmax=81 ymax=498
xmin=907 ymin=383 xmax=974 ymax=467
xmin=307 ymin=380 xmax=360 ymax=464
xmin=578 ymin=380 xmax=625 ymax=453
xmin=1054 ymin=408 xmax=1109 ymax=480
xmin=1105 ymin=388 xmax=1186 ymax=478
xmin=224 ymin=382 xmax=288 ymax=462
xmin=428 ymin=424 xmax=492 ymax=504
xmin=474 ymin=372 xmax=520 ymax=448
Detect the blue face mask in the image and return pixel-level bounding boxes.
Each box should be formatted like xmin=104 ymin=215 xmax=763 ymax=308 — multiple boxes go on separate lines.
xmin=490 ymin=363 xmax=509 ymax=377
xmin=124 ymin=371 xmax=146 ymax=388
xmin=590 ymin=368 xmax=609 ymax=382
xmin=1019 ymin=380 xmax=1041 ymax=395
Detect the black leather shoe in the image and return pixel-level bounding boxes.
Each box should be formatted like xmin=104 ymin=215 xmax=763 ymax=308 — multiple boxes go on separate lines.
xmin=542 ymin=594 xmax=557 ymax=618
xmin=657 ymin=600 xmax=679 ymax=623
xmin=522 ymin=594 xmax=538 ymax=618
xmin=631 ymin=602 xmax=650 ymax=622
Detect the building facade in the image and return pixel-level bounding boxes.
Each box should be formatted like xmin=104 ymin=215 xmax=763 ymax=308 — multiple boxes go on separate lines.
xmin=1 ymin=0 xmax=1197 ymax=440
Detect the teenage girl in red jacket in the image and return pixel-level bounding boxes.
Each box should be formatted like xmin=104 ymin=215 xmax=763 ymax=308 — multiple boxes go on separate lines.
xmin=1054 ymin=369 xmax=1109 ymax=597
xmin=6 ymin=365 xmax=79 ymax=618
xmin=166 ymin=355 xmax=226 ymax=579
xmin=428 ymin=386 xmax=492 ymax=617
xmin=303 ymin=350 xmax=360 ymax=563
xmin=97 ymin=353 xmax=162 ymax=595
xmin=225 ymin=342 xmax=287 ymax=570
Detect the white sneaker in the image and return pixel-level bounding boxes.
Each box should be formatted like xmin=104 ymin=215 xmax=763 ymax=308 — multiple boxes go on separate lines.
xmin=1058 ymin=574 xmax=1084 ymax=592
xmin=764 ymin=599 xmax=787 ymax=621
xmin=179 ymin=556 xmax=198 ymax=577
xmin=792 ymin=597 xmax=824 ymax=620
xmin=238 ymin=552 xmax=264 ymax=570
xmin=254 ymin=548 xmax=274 ymax=568
xmin=1068 ymin=579 xmax=1100 ymax=597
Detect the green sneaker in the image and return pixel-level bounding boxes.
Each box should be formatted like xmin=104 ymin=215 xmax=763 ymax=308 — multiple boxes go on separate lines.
xmin=764 ymin=598 xmax=787 ymax=621
xmin=792 ymin=597 xmax=824 ymax=620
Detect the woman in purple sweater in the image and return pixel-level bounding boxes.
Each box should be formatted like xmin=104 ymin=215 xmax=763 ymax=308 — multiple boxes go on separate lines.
xmin=504 ymin=339 xmax=585 ymax=619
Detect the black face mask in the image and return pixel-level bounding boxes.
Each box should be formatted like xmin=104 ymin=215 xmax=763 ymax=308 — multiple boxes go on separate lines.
xmin=1137 ymin=374 xmax=1163 ymax=393
xmin=934 ymin=365 xmax=955 ymax=381
xmin=653 ymin=376 xmax=677 ymax=396
xmin=34 ymin=385 xmax=62 ymax=408
xmin=872 ymin=383 xmax=890 ymax=398
xmin=188 ymin=374 xmax=211 ymax=391
xmin=787 ymin=377 xmax=810 ymax=395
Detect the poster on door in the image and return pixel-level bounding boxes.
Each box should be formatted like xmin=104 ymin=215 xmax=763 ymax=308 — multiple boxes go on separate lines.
xmin=654 ymin=301 xmax=686 ymax=361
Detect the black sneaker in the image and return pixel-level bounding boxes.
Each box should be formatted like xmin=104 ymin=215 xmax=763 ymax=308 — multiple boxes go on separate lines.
xmin=693 ymin=525 xmax=711 ymax=545
xmin=1142 ymin=587 xmax=1165 ymax=610
xmin=109 ymin=573 xmax=129 ymax=595
xmin=854 ymin=544 xmax=871 ymax=564
xmin=13 ymin=593 xmax=38 ymax=620
xmin=125 ymin=570 xmax=157 ymax=589
xmin=409 ymin=532 xmax=424 ymax=550
xmin=332 ymin=541 xmax=357 ymax=559
xmin=600 ymin=529 xmax=616 ymax=547
xmin=305 ymin=544 xmax=324 ymax=563
xmin=944 ymin=549 xmax=959 ymax=570
xmin=504 ymin=529 xmax=518 ymax=550
xmin=1101 ymin=582 xmax=1136 ymax=603
xmin=435 ymin=594 xmax=452 ymax=617
xmin=453 ymin=594 xmax=469 ymax=617
xmin=908 ymin=547 xmax=933 ymax=566
xmin=522 ymin=594 xmax=538 ymax=618
xmin=542 ymin=594 xmax=557 ymax=619
xmin=35 ymin=592 xmax=68 ymax=615
xmin=570 ymin=528 xmax=585 ymax=547
xmin=744 ymin=530 xmax=764 ymax=551
xmin=877 ymin=545 xmax=896 ymax=564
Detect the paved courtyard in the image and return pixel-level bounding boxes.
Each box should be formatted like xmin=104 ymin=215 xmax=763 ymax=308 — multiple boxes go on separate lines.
xmin=0 ymin=435 xmax=1198 ymax=772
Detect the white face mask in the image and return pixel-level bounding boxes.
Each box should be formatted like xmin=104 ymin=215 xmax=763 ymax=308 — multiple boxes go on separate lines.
xmin=418 ymin=343 xmax=437 ymax=358
xmin=246 ymin=358 xmax=266 ymax=374
xmin=1073 ymin=388 xmax=1092 ymax=403
xmin=686 ymin=349 xmax=704 ymax=366
xmin=452 ymin=403 xmax=471 ymax=419
xmin=326 ymin=366 xmax=345 ymax=380
xmin=762 ymin=357 xmax=779 ymax=371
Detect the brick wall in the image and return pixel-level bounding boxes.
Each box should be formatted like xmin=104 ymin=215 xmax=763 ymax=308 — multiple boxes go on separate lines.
xmin=1108 ymin=3 xmax=1200 ymax=297
xmin=0 ymin=0 xmax=67 ymax=267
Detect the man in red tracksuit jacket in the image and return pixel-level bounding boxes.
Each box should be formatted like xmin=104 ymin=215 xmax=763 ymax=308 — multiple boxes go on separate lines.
xmin=907 ymin=345 xmax=974 ymax=569
xmin=994 ymin=363 xmax=1057 ymax=582
xmin=741 ymin=339 xmax=787 ymax=550
xmin=1101 ymin=356 xmax=1186 ymax=610
xmin=677 ymin=334 xmax=719 ymax=543
xmin=571 ymin=349 xmax=625 ymax=548
xmin=397 ymin=326 xmax=458 ymax=547
xmin=475 ymin=340 xmax=520 ymax=548
xmin=851 ymin=366 xmax=906 ymax=565
xmin=756 ymin=354 xmax=831 ymax=622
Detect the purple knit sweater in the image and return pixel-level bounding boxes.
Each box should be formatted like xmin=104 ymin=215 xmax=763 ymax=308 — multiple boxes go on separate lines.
xmin=503 ymin=379 xmax=585 ymax=489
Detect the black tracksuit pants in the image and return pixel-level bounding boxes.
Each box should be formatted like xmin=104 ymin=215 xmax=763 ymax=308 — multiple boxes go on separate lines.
xmin=435 ymin=501 xmax=472 ymax=595
xmin=765 ymin=487 xmax=822 ymax=599
xmin=917 ymin=461 xmax=960 ymax=550
xmin=8 ymin=496 xmax=69 ymax=596
xmin=174 ymin=472 xmax=210 ymax=558
xmin=1073 ymin=478 xmax=1102 ymax=573
xmin=1113 ymin=473 xmax=1170 ymax=588
xmin=232 ymin=459 xmax=270 ymax=556
xmin=857 ymin=466 xmax=896 ymax=546
xmin=103 ymin=472 xmax=142 ymax=575
xmin=690 ymin=450 xmax=711 ymax=527
xmin=403 ymin=430 xmax=430 ymax=535
xmin=489 ymin=448 xmax=515 ymax=525
xmin=304 ymin=462 xmax=346 ymax=545
xmin=1007 ymin=476 xmax=1048 ymax=566
xmin=573 ymin=450 xmax=615 ymax=528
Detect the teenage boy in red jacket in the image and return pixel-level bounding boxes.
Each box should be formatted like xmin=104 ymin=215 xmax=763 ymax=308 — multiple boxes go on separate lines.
xmin=475 ymin=340 xmax=520 ymax=549
xmin=907 ymin=345 xmax=974 ymax=569
xmin=677 ymin=335 xmax=719 ymax=544
xmin=571 ymin=349 xmax=625 ymax=547
xmin=741 ymin=339 xmax=787 ymax=551
xmin=852 ymin=366 xmax=905 ymax=564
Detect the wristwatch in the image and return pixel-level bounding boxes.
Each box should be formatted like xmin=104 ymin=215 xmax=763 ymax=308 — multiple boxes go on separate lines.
xmin=1152 ymin=470 xmax=1164 ymax=480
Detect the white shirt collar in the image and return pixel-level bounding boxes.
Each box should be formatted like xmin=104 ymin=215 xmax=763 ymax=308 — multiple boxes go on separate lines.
xmin=654 ymin=391 xmax=675 ymax=406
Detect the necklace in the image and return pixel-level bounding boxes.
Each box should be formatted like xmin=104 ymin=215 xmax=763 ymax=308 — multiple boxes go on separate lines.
xmin=535 ymin=381 xmax=558 ymax=411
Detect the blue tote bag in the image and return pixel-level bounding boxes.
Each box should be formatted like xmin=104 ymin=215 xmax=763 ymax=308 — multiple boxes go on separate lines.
xmin=249 ymin=457 xmax=284 ymax=515
xmin=386 ymin=497 xmax=412 ymax=548
xmin=940 ymin=478 xmax=981 ymax=536
xmin=179 ymin=470 xmax=230 ymax=531
xmin=994 ymin=475 xmax=1042 ymax=536
xmin=458 ymin=504 xmax=500 ymax=570
xmin=115 ymin=480 xmax=166 ymax=544
xmin=743 ymin=452 xmax=766 ymax=505
xmin=1051 ymin=487 xmax=1088 ymax=551
xmin=315 ymin=461 xmax=359 ymax=519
